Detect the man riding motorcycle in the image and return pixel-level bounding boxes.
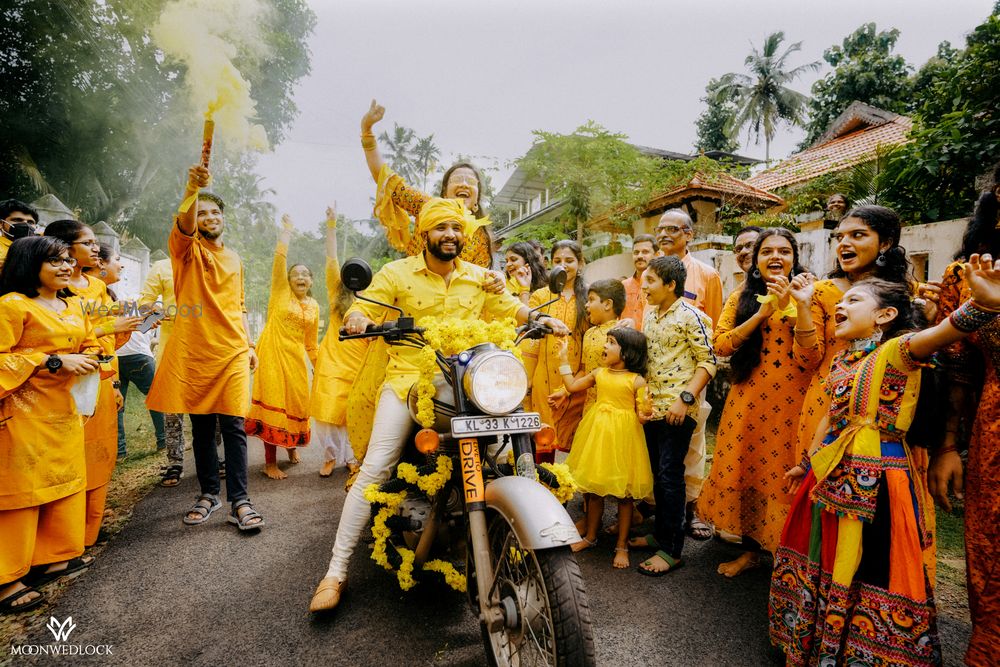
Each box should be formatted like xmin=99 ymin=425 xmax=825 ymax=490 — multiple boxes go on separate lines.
xmin=309 ymin=197 xmax=570 ymax=612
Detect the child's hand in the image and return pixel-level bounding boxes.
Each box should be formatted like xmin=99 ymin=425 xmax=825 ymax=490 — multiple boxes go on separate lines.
xmin=964 ymin=253 xmax=1000 ymax=310
xmin=637 ymin=408 xmax=653 ymax=424
xmin=547 ymin=388 xmax=568 ymax=410
xmin=784 ymin=465 xmax=806 ymax=494
xmin=556 ymin=339 xmax=569 ymax=363
xmin=617 ymin=317 xmax=636 ymax=329
xmin=665 ymin=397 xmax=687 ymax=425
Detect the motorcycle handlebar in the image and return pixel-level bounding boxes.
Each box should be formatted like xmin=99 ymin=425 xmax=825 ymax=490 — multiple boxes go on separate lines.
xmin=338 ymin=320 xmax=425 ymax=341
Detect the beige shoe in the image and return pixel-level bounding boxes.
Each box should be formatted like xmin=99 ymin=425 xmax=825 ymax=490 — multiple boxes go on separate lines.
xmin=309 ymin=576 xmax=346 ymax=612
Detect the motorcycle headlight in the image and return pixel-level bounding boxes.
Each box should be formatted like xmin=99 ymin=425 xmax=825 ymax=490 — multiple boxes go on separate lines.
xmin=463 ymin=350 xmax=528 ymax=415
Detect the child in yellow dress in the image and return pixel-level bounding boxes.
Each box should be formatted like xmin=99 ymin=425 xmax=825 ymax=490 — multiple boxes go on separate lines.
xmin=557 ymin=327 xmax=653 ymax=569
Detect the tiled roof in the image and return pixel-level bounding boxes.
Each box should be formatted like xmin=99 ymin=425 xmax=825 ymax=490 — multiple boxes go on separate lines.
xmin=748 ymin=115 xmax=912 ymax=192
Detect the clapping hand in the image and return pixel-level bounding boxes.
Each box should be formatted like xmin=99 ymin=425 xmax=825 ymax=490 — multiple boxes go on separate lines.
xmin=963 ymin=253 xmax=1000 ymax=310
xmin=483 ymin=270 xmax=506 ymax=295
xmin=789 ymin=272 xmax=816 ymax=306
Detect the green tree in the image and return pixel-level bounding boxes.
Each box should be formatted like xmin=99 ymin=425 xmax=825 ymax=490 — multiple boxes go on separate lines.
xmin=714 ymin=31 xmax=819 ymax=162
xmin=883 ymin=8 xmax=1000 ymax=221
xmin=694 ymin=78 xmax=739 ymax=153
xmin=378 ymin=123 xmax=418 ymax=183
xmin=412 ymin=135 xmax=440 ymax=192
xmin=518 ymin=122 xmax=667 ymax=243
xmin=801 ymin=24 xmax=913 ymax=147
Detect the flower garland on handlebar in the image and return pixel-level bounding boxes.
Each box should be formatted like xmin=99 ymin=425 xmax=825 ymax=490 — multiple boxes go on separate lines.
xmin=414 ymin=316 xmax=522 ymax=428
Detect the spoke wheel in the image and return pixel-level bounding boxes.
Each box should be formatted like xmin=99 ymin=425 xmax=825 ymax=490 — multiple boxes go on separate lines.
xmin=480 ymin=513 xmax=595 ymax=667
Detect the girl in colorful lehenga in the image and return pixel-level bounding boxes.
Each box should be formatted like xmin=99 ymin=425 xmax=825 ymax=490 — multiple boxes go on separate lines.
xmin=769 ymin=255 xmax=1000 ymax=667
xmin=245 ymin=215 xmax=319 ymax=480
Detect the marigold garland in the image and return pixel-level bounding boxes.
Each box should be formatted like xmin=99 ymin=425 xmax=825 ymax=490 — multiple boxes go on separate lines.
xmin=413 ymin=316 xmax=521 ymax=428
xmin=363 ymin=457 xmax=465 ymax=591
xmin=503 ymin=452 xmax=578 ymax=504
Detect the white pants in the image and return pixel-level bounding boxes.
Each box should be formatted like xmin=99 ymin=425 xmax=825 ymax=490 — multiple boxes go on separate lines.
xmin=325 ymin=388 xmax=412 ymax=580
xmin=683 ymin=392 xmax=712 ymax=504
xmin=313 ymin=420 xmax=356 ymax=467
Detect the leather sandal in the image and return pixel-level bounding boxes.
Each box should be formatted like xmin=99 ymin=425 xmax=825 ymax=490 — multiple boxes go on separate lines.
xmin=309 ymin=576 xmax=347 ymax=613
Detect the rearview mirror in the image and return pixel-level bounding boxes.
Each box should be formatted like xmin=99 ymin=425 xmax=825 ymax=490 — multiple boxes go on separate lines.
xmin=341 ymin=258 xmax=373 ymax=292
xmin=548 ymin=266 xmax=567 ymax=294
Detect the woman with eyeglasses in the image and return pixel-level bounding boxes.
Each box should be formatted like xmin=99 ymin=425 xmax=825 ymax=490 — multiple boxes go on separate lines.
xmin=44 ymin=221 xmax=142 ymax=547
xmin=0 ymin=237 xmax=103 ymax=613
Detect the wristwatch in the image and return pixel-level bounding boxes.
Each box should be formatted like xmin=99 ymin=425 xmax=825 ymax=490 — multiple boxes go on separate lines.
xmin=680 ymin=391 xmax=695 ymax=406
xmin=112 ymin=380 xmax=122 ymax=389
xmin=46 ymin=355 xmax=63 ymax=373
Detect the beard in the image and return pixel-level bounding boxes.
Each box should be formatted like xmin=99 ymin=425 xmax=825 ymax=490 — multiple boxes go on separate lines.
xmin=199 ymin=221 xmax=224 ymax=240
xmin=427 ymin=236 xmax=464 ymax=261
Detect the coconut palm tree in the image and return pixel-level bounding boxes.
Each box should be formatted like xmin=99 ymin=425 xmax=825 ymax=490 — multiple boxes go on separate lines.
xmin=714 ymin=31 xmax=819 ymax=162
xmin=378 ymin=123 xmax=418 ymax=182
xmin=412 ymin=135 xmax=440 ymax=191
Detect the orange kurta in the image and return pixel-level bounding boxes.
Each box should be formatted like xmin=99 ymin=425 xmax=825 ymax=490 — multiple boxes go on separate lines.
xmin=245 ymin=242 xmax=319 ymax=447
xmin=698 ymin=289 xmax=813 ymax=552
xmin=147 ymin=224 xmax=251 ymax=417
xmin=527 ymin=287 xmax=586 ymax=453
xmin=0 ymin=293 xmax=99 ymax=582
xmin=938 ymin=260 xmax=1000 ymax=666
xmin=310 ymin=258 xmax=368 ymax=427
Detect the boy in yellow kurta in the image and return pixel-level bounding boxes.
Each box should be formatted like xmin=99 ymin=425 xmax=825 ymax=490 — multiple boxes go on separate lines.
xmin=146 ymin=164 xmax=264 ymax=531
xmin=246 ymin=215 xmax=319 ymax=480
xmin=0 ymin=236 xmax=102 ymax=612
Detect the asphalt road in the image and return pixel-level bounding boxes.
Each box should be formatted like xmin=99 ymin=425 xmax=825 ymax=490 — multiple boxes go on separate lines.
xmin=17 ymin=443 xmax=972 ymax=666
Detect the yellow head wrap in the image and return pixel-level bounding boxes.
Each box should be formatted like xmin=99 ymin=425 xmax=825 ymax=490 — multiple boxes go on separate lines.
xmin=416 ymin=197 xmax=487 ymax=239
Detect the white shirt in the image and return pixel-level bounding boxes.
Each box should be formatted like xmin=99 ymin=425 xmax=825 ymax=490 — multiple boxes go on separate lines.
xmin=116 ymin=329 xmax=154 ymax=358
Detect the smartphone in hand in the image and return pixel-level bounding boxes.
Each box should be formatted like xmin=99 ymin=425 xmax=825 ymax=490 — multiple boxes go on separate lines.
xmin=137 ymin=310 xmax=166 ymax=333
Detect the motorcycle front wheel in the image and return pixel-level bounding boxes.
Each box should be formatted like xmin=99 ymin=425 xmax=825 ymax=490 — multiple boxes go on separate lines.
xmin=479 ymin=513 xmax=596 ymax=667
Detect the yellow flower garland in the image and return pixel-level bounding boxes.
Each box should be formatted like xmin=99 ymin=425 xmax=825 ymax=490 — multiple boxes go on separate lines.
xmin=539 ymin=462 xmax=578 ymax=504
xmin=413 ymin=317 xmax=521 ymax=428
xmin=363 ymin=457 xmax=466 ymax=591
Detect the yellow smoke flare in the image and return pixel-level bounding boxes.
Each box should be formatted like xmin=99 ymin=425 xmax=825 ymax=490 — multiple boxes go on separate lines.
xmin=152 ymin=0 xmax=270 ymax=152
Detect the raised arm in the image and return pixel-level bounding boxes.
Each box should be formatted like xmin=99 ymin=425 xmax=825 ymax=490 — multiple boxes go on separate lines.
xmin=361 ymin=100 xmax=387 ymax=182
xmin=267 ymin=215 xmax=293 ymax=312
xmin=176 ymin=165 xmax=210 ymax=236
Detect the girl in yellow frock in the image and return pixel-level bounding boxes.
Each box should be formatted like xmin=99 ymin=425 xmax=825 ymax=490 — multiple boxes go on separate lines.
xmin=246 ymin=215 xmax=320 ymax=480
xmin=556 ymin=327 xmax=653 ymax=569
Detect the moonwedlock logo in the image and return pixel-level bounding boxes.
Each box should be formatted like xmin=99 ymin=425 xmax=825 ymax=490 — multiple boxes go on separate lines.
xmin=48 ymin=616 xmax=76 ymax=642
xmin=8 ymin=616 xmax=113 ymax=657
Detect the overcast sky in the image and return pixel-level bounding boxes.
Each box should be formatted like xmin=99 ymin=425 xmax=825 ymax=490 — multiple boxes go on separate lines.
xmin=256 ymin=0 xmax=994 ymax=230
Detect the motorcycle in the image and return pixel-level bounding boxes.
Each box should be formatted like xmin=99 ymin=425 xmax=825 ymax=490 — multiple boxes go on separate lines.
xmin=339 ymin=259 xmax=596 ymax=667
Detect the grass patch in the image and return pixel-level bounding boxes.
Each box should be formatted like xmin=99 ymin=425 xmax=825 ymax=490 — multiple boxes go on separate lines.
xmin=1 ymin=389 xmax=167 ymax=658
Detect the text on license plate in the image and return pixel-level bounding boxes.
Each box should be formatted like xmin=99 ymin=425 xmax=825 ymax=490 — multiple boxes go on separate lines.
xmin=451 ymin=413 xmax=541 ymax=437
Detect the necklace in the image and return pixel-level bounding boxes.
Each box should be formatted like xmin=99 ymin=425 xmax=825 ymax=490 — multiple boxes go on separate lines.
xmin=849 ymin=330 xmax=882 ymax=353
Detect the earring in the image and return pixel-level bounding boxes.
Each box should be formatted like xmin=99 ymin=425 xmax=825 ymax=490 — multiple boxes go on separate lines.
xmin=99 ymin=270 xmax=108 ymax=277
xmin=876 ymin=253 xmax=887 ymax=267
xmin=751 ymin=269 xmax=761 ymax=278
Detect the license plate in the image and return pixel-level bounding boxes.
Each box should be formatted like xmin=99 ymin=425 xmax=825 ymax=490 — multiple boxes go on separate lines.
xmin=451 ymin=413 xmax=541 ymax=437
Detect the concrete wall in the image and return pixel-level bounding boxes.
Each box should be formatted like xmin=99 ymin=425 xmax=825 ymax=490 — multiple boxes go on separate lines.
xmin=582 ymin=217 xmax=969 ymax=295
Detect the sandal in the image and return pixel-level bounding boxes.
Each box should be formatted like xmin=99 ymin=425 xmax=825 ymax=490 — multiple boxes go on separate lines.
xmin=687 ymin=515 xmax=714 ymax=541
xmin=159 ymin=465 xmax=183 ymax=487
xmin=228 ymin=499 xmax=265 ymax=531
xmin=637 ymin=550 xmax=684 ymax=577
xmin=182 ymin=493 xmax=222 ymax=525
xmin=26 ymin=556 xmax=94 ymax=587
xmin=627 ymin=534 xmax=661 ymax=550
xmin=0 ymin=585 xmax=44 ymax=614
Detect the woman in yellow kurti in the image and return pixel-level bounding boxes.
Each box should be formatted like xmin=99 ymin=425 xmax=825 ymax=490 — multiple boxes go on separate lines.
xmin=698 ymin=230 xmax=817 ymax=577
xmin=346 ymin=101 xmax=500 ymax=462
xmin=309 ymin=206 xmax=365 ymax=477
xmin=44 ymin=222 xmax=140 ymax=547
xmin=246 ymin=216 xmax=319 ymax=480
xmin=0 ymin=236 xmax=102 ymax=612
xmin=530 ymin=240 xmax=589 ymax=462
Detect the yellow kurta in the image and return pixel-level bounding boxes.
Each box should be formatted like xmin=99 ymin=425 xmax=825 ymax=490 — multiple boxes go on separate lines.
xmin=0 ymin=293 xmax=100 ymax=510
xmin=245 ymin=242 xmax=319 ymax=447
xmin=137 ymin=258 xmax=175 ymax=365
xmin=147 ymin=224 xmax=252 ymax=417
xmin=309 ymin=258 xmax=369 ymax=426
xmin=527 ymin=287 xmax=586 ymax=453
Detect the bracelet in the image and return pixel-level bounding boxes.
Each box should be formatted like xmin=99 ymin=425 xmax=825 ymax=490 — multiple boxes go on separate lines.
xmin=971 ymin=299 xmax=1000 ymax=314
xmin=112 ymin=380 xmax=121 ymax=389
xmin=794 ymin=327 xmax=817 ymax=335
xmin=949 ymin=299 xmax=999 ymax=333
xmin=361 ymin=133 xmax=376 ymax=151
xmin=558 ymin=364 xmax=573 ymax=376
xmin=936 ymin=446 xmax=958 ymax=455
xmin=248 ymin=342 xmax=256 ymax=349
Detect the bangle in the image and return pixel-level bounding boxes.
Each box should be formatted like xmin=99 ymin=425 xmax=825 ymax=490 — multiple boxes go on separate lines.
xmin=936 ymin=446 xmax=958 ymax=456
xmin=361 ymin=133 xmax=376 ymax=151
xmin=794 ymin=327 xmax=817 ymax=335
xmin=949 ymin=299 xmax=999 ymax=333
xmin=558 ymin=364 xmax=573 ymax=376
xmin=248 ymin=342 xmax=256 ymax=349
xmin=971 ymin=299 xmax=1000 ymax=314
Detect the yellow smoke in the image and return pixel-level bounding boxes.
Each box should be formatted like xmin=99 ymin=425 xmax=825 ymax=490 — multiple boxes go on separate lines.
xmin=152 ymin=0 xmax=270 ymax=151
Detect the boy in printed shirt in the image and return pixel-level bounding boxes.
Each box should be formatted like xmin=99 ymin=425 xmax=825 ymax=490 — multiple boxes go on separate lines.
xmin=632 ymin=256 xmax=716 ymax=576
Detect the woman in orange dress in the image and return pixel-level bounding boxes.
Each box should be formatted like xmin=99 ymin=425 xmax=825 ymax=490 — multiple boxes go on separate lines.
xmin=309 ymin=205 xmax=365 ymax=477
xmin=245 ymin=215 xmax=319 ymax=480
xmin=44 ymin=222 xmax=140 ymax=547
xmin=929 ymin=172 xmax=1000 ymax=667
xmin=530 ymin=240 xmax=589 ymax=462
xmin=0 ymin=237 xmax=102 ymax=612
xmin=698 ymin=229 xmax=817 ymax=576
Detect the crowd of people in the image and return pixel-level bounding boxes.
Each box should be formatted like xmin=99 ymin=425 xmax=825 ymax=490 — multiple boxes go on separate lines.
xmin=0 ymin=101 xmax=998 ymax=667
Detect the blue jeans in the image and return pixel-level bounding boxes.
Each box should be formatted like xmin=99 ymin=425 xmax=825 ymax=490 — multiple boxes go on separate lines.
xmin=643 ymin=416 xmax=696 ymax=560
xmin=117 ymin=354 xmax=166 ymax=457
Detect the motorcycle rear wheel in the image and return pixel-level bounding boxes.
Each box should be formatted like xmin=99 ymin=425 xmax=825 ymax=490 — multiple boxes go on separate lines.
xmin=479 ymin=513 xmax=595 ymax=667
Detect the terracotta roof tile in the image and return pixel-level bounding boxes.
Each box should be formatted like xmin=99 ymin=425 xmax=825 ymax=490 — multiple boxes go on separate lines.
xmin=748 ymin=116 xmax=912 ymax=191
